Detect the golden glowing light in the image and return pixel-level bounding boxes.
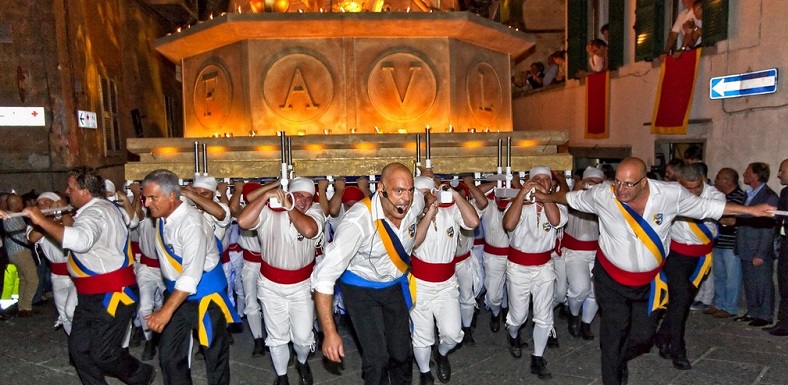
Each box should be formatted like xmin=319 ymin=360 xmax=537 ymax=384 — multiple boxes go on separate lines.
xmin=637 ymin=33 xmax=649 ymax=45
xmin=397 ymin=128 xmax=408 ymax=134
xmin=154 ymin=147 xmax=179 ymax=155
xmin=353 ymin=142 xmax=378 ymax=150
xmin=208 ymin=146 xmax=227 ymax=154
xmin=305 ymin=144 xmax=324 ymax=151
xmin=297 ymin=129 xmax=306 ymax=136
xmin=462 ymin=141 xmax=485 ymax=149
xmin=333 ymin=1 xmax=363 ymax=12
xmin=256 ymin=145 xmax=277 ymax=152
xmin=516 ymin=140 xmax=539 ymax=148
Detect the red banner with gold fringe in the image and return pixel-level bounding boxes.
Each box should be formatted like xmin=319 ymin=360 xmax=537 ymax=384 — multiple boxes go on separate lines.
xmin=586 ymin=71 xmax=609 ymax=139
xmin=651 ymin=49 xmax=702 ymax=135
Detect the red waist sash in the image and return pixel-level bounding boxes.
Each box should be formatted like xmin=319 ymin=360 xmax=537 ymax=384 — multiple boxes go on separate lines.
xmin=454 ymin=251 xmax=472 ymax=264
xmin=562 ymin=233 xmax=599 ymax=252
xmin=72 ymin=265 xmax=137 ymax=295
xmin=483 ymin=243 xmax=509 ymax=256
xmin=51 ymin=262 xmax=68 ymax=276
xmin=411 ymin=255 xmax=455 ymax=283
xmin=669 ymin=240 xmax=713 ymax=257
xmin=140 ymin=255 xmax=160 ymax=268
xmin=596 ymin=250 xmax=662 ymax=287
xmin=473 ymin=238 xmax=485 ymax=246
xmin=242 ymin=249 xmax=262 ymax=263
xmin=260 ymin=259 xmax=314 ymax=285
xmin=508 ymin=247 xmax=551 ymax=266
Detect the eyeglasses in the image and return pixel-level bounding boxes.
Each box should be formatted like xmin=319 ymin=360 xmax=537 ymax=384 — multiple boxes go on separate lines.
xmin=613 ymin=176 xmax=646 ymax=189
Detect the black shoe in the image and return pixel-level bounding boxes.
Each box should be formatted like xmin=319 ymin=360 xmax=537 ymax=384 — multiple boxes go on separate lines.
xmin=143 ymin=363 xmax=156 ymax=385
xmin=672 ymin=355 xmax=691 ymax=370
xmin=749 ymin=318 xmax=771 ymax=327
xmin=734 ymin=314 xmax=755 ymax=322
xmin=568 ymin=315 xmax=581 ymax=338
xmin=654 ymin=335 xmax=671 ymax=359
xmin=530 ymin=355 xmax=552 ymax=380
xmin=228 ymin=332 xmax=235 ymax=345
xmin=490 ymin=312 xmax=501 ymax=333
xmin=769 ymin=326 xmax=788 ymax=336
xmin=547 ymin=334 xmax=559 ymax=348
xmin=295 ymin=360 xmax=313 ymax=385
xmin=130 ymin=326 xmax=144 ymax=348
xmin=435 ymin=352 xmax=451 ymax=383
xmin=507 ymin=333 xmax=522 ymax=359
xmin=557 ymin=304 xmax=570 ymax=320
xmin=462 ymin=327 xmax=475 ymax=346
xmin=141 ymin=340 xmax=156 ymax=361
xmin=253 ymin=337 xmax=266 ymax=357
xmin=273 ymin=374 xmax=290 ymax=385
xmin=419 ymin=371 xmax=435 ymax=385
xmin=580 ymin=322 xmax=595 ymax=340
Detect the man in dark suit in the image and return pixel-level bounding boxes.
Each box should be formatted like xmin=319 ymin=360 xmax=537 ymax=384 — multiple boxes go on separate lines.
xmin=766 ymin=159 xmax=788 ymax=335
xmin=734 ymin=162 xmax=779 ymax=327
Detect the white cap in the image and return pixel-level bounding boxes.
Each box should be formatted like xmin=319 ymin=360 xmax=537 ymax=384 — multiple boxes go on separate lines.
xmin=192 ymin=175 xmax=218 ymax=193
xmin=288 ymin=177 xmax=315 ymax=196
xmin=414 ymin=176 xmax=436 ymax=191
xmin=583 ymin=166 xmax=605 ymax=180
xmin=104 ymin=179 xmax=116 ymax=194
xmin=529 ymin=166 xmax=552 ymax=181
xmin=37 ymin=192 xmax=60 ymax=202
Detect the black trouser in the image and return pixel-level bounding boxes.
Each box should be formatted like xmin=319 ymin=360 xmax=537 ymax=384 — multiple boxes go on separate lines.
xmin=159 ymin=299 xmax=230 ymax=385
xmin=776 ymin=237 xmax=788 ymax=327
xmin=656 ymin=250 xmax=703 ymax=357
xmin=593 ymin=263 xmax=658 ymax=385
xmin=341 ymin=282 xmax=413 ymax=385
xmin=70 ymin=288 xmax=150 ymax=385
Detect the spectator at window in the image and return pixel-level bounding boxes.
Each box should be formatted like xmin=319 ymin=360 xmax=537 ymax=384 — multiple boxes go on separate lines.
xmin=679 ymin=1 xmax=703 ymax=51
xmin=660 ymin=0 xmax=703 ymax=62
xmin=526 ymin=62 xmax=546 ymax=90
xmin=600 ymin=23 xmax=609 ymax=43
xmin=543 ymin=51 xmax=566 ymax=86
xmin=587 ymin=39 xmax=608 ymax=73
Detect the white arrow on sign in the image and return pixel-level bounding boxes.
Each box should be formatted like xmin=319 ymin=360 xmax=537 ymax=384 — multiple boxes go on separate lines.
xmin=711 ymin=75 xmax=776 ymax=95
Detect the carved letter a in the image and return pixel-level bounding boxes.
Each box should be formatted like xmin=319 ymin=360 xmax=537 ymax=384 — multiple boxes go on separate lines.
xmin=280 ymin=68 xmax=319 ymax=111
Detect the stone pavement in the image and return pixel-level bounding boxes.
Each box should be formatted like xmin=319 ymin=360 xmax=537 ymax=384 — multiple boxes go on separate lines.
xmin=1 ymin=303 xmax=788 ymax=385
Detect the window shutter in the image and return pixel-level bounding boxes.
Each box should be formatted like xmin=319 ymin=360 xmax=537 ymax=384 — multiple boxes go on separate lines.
xmin=607 ymin=0 xmax=626 ymax=70
xmin=634 ymin=0 xmax=665 ymax=62
xmin=702 ymin=0 xmax=728 ymax=46
xmin=567 ymin=0 xmax=588 ymax=79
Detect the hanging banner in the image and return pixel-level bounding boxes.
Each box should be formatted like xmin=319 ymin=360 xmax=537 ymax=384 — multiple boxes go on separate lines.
xmin=651 ymin=49 xmax=702 ymax=135
xmin=586 ymin=71 xmax=609 ymax=139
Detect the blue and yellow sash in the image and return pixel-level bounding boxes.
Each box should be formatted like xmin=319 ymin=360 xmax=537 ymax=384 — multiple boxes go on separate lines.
xmin=688 ymin=219 xmax=716 ymax=287
xmin=344 ymin=196 xmax=416 ymax=308
xmin=157 ymin=219 xmax=240 ymax=347
xmin=612 ymin=186 xmax=667 ymax=313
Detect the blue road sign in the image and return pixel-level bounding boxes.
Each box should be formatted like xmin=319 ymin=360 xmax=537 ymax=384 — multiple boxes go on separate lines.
xmin=710 ymin=68 xmax=778 ymax=99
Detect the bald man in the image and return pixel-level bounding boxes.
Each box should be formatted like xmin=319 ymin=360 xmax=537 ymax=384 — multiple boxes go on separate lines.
xmin=536 ymin=157 xmax=776 ymax=385
xmin=312 ymin=162 xmax=425 ymax=385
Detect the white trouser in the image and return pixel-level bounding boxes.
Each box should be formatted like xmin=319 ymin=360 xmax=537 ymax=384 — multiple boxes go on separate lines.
xmin=471 ymin=244 xmax=485 ymax=297
xmin=136 ymin=264 xmax=165 ymax=341
xmin=51 ymin=273 xmax=77 ymax=335
xmin=564 ymin=248 xmax=598 ymax=323
xmin=241 ymin=260 xmax=264 ymax=338
xmin=223 ymin=252 xmax=245 ymax=313
xmin=506 ymin=260 xmax=556 ymax=357
xmin=483 ymin=252 xmax=509 ymax=314
xmin=258 ymin=275 xmax=315 ymax=349
xmin=455 ymin=257 xmax=480 ymax=328
xmin=410 ymin=276 xmax=464 ymax=350
xmin=552 ymin=251 xmax=567 ymax=307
